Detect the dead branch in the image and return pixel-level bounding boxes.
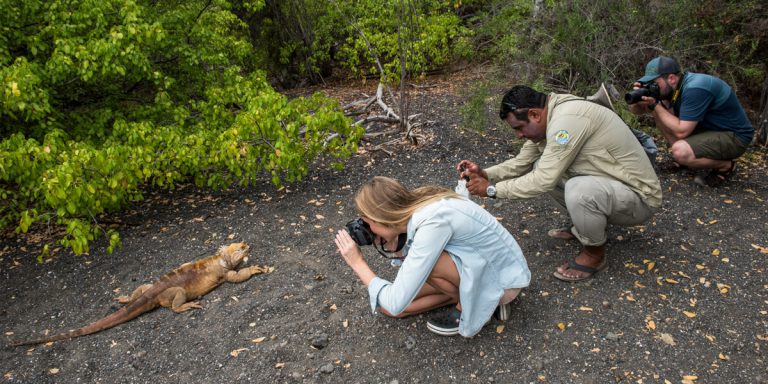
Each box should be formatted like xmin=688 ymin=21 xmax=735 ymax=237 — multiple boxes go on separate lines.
xmin=354 ymin=115 xmax=399 ymax=126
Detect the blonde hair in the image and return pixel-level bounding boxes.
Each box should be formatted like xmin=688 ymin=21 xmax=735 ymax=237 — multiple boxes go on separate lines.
xmin=354 ymin=176 xmax=461 ymax=227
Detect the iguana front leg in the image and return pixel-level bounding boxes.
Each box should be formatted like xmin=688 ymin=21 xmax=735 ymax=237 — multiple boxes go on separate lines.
xmin=157 ymin=287 xmax=202 ymax=313
xmin=225 ymin=265 xmax=267 ymax=283
xmin=115 ymin=284 xmax=153 ymax=304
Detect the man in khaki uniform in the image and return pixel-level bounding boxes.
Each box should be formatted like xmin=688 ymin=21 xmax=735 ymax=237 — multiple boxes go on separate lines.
xmin=458 ymin=85 xmax=662 ymax=281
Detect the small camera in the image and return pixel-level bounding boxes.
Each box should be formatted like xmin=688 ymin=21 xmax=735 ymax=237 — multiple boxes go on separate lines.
xmin=345 ymin=218 xmax=375 ymax=246
xmin=624 ymin=82 xmax=661 ymax=104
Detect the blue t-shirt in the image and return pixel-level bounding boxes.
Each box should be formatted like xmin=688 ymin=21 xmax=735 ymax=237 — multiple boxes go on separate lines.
xmin=673 ymin=72 xmax=753 ymax=145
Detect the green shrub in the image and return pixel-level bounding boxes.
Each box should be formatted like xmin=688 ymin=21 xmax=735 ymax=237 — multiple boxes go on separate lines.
xmin=0 ymin=0 xmax=362 ymax=257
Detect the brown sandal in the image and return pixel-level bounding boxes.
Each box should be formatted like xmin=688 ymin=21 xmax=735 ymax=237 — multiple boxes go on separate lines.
xmin=697 ymin=161 xmax=737 ymax=187
xmin=547 ymin=227 xmax=576 ymax=241
xmin=553 ymin=258 xmax=608 ymax=282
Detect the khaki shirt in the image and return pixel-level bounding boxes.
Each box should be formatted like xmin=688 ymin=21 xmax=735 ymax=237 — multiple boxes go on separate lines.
xmin=486 ymin=93 xmax=662 ymax=208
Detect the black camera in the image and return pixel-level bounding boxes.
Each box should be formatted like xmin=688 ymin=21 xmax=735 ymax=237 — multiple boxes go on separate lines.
xmin=624 ymin=82 xmax=661 ymax=104
xmin=345 ymin=218 xmax=375 ymax=246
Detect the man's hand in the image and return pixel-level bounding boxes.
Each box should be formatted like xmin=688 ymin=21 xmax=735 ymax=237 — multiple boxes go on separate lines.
xmin=628 ymin=82 xmax=654 ymax=115
xmin=456 ymin=160 xmax=491 ymax=197
xmin=467 ymin=177 xmax=491 ymax=197
xmin=456 ymin=160 xmax=487 ymax=180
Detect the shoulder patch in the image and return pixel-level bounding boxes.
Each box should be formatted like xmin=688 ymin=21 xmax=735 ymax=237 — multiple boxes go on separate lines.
xmin=554 ymin=130 xmax=570 ymax=145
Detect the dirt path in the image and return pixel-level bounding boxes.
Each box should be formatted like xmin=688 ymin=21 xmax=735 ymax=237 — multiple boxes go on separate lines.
xmin=2 ymin=77 xmax=768 ymax=383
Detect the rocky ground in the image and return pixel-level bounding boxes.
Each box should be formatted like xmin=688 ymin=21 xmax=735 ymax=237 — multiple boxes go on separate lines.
xmin=2 ymin=75 xmax=768 ymax=384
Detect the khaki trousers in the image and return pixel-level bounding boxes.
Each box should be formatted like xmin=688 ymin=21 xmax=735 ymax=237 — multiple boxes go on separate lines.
xmin=549 ymin=176 xmax=655 ymax=246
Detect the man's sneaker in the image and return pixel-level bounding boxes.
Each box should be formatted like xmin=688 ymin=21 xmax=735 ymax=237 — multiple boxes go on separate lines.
xmin=493 ymin=302 xmax=513 ymax=321
xmin=426 ymin=307 xmax=461 ymax=336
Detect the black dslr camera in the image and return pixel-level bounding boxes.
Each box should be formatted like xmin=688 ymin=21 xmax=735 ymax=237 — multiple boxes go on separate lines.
xmin=345 ymin=218 xmax=375 ymax=246
xmin=344 ymin=218 xmax=408 ymax=259
xmin=624 ymin=82 xmax=661 ymax=104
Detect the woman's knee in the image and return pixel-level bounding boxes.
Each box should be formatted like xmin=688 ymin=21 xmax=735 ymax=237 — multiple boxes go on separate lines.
xmin=426 ymin=252 xmax=460 ymax=296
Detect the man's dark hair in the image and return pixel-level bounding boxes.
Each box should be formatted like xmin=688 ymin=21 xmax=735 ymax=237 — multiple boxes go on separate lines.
xmin=499 ymin=85 xmax=547 ymax=121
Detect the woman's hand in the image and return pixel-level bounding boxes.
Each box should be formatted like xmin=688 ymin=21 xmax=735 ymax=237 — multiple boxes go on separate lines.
xmin=335 ymin=229 xmax=376 ymax=286
xmin=335 ymin=229 xmax=365 ymax=267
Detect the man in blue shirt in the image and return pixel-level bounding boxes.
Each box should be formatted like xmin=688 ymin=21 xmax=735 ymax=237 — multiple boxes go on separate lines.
xmin=629 ymin=56 xmax=753 ymax=187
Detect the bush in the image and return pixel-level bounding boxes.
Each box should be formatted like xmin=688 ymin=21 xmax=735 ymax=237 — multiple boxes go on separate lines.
xmin=246 ymin=0 xmax=473 ymax=86
xmin=0 ymin=0 xmax=362 ymax=257
xmin=461 ymin=0 xmax=766 ymax=131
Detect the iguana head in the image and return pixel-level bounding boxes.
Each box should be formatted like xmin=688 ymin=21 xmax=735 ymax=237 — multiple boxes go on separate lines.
xmin=218 ymin=242 xmax=250 ymax=269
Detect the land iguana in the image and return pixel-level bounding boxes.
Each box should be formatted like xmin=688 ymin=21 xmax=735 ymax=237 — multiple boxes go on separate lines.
xmin=10 ymin=242 xmax=267 ymax=346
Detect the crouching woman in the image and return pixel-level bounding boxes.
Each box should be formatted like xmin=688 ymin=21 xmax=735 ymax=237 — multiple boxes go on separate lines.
xmin=334 ymin=176 xmax=530 ymax=337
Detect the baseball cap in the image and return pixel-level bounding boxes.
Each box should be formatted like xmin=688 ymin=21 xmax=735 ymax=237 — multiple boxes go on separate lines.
xmin=637 ymin=56 xmax=681 ymax=83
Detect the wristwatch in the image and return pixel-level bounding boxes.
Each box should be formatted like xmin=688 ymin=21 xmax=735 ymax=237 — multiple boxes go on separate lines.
xmin=486 ymin=184 xmax=497 ymax=198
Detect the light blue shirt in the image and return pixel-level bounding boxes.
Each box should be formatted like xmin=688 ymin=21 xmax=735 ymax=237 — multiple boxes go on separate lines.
xmin=367 ymin=197 xmax=530 ymax=337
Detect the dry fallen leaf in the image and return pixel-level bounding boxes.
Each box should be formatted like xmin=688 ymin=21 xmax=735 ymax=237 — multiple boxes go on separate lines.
xmin=48 ymin=368 xmax=60 ymax=375
xmin=230 ymin=348 xmax=248 ymax=357
xmin=665 ymin=278 xmax=679 ymax=284
xmin=751 ymin=244 xmax=768 ymax=254
xmin=578 ymin=306 xmax=593 ymax=312
xmin=496 ymin=325 xmax=505 ymax=333
xmin=718 ymin=352 xmax=729 ymax=361
xmin=647 ymin=320 xmax=656 ymax=330
xmin=712 ymin=249 xmax=721 ymax=256
xmin=705 ymin=334 xmax=716 ymax=342
xmin=590 ymin=347 xmax=600 ymax=353
xmin=647 ymin=262 xmax=655 ymax=271
xmin=329 ymin=304 xmax=337 ymax=311
xmin=682 ymin=375 xmax=698 ymax=381
xmin=342 ymin=319 xmax=349 ymax=328
xmin=275 ymin=362 xmax=285 ymax=369
xmin=683 ymin=311 xmax=697 ymax=318
xmin=658 ymin=333 xmax=676 ymax=346
xmin=251 ymin=337 xmax=267 ymax=343
xmin=557 ymin=322 xmax=566 ymax=331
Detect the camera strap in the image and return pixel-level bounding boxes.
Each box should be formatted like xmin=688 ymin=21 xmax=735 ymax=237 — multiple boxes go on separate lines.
xmin=671 ymin=72 xmax=685 ymax=105
xmin=374 ymin=233 xmax=408 ymax=260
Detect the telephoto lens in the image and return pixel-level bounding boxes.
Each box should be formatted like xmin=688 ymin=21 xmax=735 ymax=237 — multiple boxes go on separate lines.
xmin=625 ymin=88 xmax=650 ymax=104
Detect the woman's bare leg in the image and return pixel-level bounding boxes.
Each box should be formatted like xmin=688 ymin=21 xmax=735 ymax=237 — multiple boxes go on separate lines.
xmin=380 ymin=283 xmax=456 ymax=318
xmin=381 ymin=251 xmax=461 ymax=318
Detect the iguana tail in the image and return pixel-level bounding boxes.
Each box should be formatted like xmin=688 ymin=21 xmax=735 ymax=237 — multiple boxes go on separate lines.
xmin=9 ymin=296 xmax=158 ymax=347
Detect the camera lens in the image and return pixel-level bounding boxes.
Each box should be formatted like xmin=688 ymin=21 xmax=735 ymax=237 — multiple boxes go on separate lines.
xmin=624 ymin=88 xmax=650 ymax=104
xmin=345 ymin=218 xmax=375 ymax=246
